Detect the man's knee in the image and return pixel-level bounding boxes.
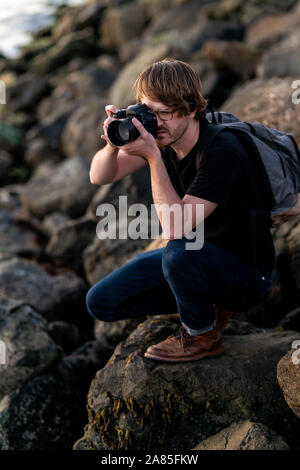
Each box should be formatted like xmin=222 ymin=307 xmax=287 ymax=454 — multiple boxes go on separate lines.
xmin=162 ymin=238 xmax=208 ymax=279
xmin=162 ymin=238 xmax=188 ymax=277
xmin=85 ymin=284 xmax=112 ymax=321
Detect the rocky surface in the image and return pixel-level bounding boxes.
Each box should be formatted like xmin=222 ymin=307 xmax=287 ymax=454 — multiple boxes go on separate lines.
xmin=20 ymin=156 xmax=98 ymax=219
xmin=74 ymin=318 xmax=300 ymax=450
xmin=0 ymin=295 xmax=62 ymax=399
xmin=0 ymin=0 xmax=299 ymax=451
xmin=0 ymin=341 xmax=105 ymax=450
xmin=277 ymin=348 xmax=300 ymax=419
xmin=0 ymin=257 xmax=87 ymax=322
xmin=192 ymin=420 xmax=289 ymax=450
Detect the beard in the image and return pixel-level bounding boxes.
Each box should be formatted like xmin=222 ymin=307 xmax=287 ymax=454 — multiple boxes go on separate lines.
xmin=155 ymin=118 xmax=189 ymax=148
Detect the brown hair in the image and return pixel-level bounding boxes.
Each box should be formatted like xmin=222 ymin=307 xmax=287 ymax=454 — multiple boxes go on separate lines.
xmin=134 ymin=58 xmax=208 ymax=120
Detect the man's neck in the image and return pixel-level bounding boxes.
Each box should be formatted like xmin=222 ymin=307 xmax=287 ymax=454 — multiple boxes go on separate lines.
xmin=171 ymin=119 xmax=200 ymax=160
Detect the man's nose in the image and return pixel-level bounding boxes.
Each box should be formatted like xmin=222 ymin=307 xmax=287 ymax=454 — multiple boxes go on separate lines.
xmin=155 ymin=114 xmax=164 ymax=126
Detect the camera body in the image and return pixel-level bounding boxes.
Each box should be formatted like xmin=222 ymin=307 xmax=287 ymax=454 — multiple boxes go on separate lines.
xmin=107 ymin=104 xmax=157 ymax=146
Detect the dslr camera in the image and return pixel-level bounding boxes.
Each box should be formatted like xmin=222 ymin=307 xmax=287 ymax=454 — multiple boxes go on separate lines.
xmin=107 ymin=104 xmax=157 ymax=146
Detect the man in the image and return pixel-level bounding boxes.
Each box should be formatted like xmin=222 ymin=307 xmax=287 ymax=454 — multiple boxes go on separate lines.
xmin=86 ymin=58 xmax=274 ymax=362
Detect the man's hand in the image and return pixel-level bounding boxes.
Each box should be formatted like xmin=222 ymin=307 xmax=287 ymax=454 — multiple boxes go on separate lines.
xmin=121 ymin=118 xmax=160 ymax=163
xmin=101 ymin=104 xmax=119 ymax=148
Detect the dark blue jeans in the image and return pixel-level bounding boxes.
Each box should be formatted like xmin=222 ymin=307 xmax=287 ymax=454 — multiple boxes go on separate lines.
xmin=86 ymin=238 xmax=273 ymax=335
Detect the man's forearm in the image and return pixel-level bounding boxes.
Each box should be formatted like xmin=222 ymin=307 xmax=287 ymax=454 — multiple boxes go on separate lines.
xmin=89 ymin=144 xmax=119 ymax=185
xmin=149 ymin=156 xmax=184 ymax=238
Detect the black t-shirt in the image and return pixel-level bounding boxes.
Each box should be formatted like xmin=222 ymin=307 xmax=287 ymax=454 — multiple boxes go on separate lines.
xmin=160 ymin=117 xmax=275 ymax=278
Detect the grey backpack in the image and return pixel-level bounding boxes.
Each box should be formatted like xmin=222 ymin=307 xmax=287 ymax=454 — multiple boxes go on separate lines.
xmin=200 ymin=108 xmax=300 ymax=228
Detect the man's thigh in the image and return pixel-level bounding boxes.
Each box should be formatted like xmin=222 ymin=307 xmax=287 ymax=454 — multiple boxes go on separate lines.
xmin=86 ymin=248 xmax=178 ymax=321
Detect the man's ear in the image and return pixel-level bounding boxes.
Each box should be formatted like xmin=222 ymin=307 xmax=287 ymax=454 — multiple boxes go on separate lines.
xmin=189 ymin=108 xmax=198 ymax=119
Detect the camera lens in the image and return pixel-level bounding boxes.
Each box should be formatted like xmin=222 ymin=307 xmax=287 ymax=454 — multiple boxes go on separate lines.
xmin=117 ymin=122 xmax=130 ymax=142
xmin=107 ymin=118 xmax=139 ymax=146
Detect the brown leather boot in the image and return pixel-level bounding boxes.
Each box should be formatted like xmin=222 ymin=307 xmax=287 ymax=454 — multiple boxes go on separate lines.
xmin=144 ymin=305 xmax=235 ymax=363
xmin=213 ymin=304 xmax=235 ymax=340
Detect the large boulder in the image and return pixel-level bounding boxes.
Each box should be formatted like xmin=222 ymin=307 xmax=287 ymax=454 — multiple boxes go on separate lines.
xmin=36 ymin=58 xmax=116 ymax=121
xmin=222 ymin=77 xmax=300 ymax=147
xmin=31 ymin=28 xmax=100 ymax=75
xmin=45 ymin=215 xmax=98 ymax=273
xmin=0 ymin=296 xmax=62 ymax=399
xmin=192 ymin=420 xmax=289 ymax=450
xmin=83 ymin=237 xmax=150 ymax=286
xmin=278 ymin=307 xmax=300 ymax=332
xmin=20 ymin=156 xmax=97 ymax=218
xmin=6 ymin=72 xmax=51 ymax=113
xmin=74 ymin=319 xmax=300 ymax=450
xmin=99 ymin=3 xmax=149 ymax=52
xmin=0 ymin=257 xmax=87 ymax=322
xmin=277 ymin=348 xmax=300 ymax=419
xmin=245 ymin=2 xmax=300 ymax=49
xmin=0 ymin=151 xmax=13 ymax=186
xmin=25 ymin=104 xmax=76 ymax=158
xmin=61 ymin=99 xmax=106 ymax=159
xmin=108 ymin=43 xmax=189 ymax=108
xmin=52 ymin=3 xmax=105 ymax=40
xmin=0 ymin=341 xmax=105 ymax=450
xmin=143 ymin=0 xmax=244 ymax=53
xmin=0 ymin=209 xmax=42 ymax=259
xmin=256 ymin=30 xmax=300 ymax=78
xmin=94 ymin=317 xmax=146 ymax=356
xmin=202 ymin=40 xmax=261 ymax=80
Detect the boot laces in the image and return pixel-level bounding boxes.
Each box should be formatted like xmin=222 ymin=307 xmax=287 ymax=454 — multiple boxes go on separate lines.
xmin=172 ymin=324 xmax=193 ymax=353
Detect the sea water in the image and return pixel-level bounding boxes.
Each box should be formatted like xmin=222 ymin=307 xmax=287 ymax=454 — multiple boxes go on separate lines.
xmin=0 ymin=0 xmax=86 ymax=58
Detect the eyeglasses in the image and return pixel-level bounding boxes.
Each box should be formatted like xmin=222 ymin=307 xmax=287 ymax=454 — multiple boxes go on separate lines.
xmin=153 ymin=109 xmax=174 ymax=121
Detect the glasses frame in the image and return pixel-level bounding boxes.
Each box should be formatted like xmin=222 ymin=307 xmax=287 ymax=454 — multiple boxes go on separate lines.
xmin=154 ymin=109 xmax=174 ymax=121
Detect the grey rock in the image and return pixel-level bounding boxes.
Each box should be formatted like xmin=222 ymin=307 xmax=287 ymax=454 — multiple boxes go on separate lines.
xmin=45 ymin=215 xmax=98 ymax=272
xmin=94 ymin=317 xmax=146 ymax=354
xmin=245 ymin=2 xmax=300 ymax=49
xmin=47 ymin=321 xmax=83 ymax=355
xmin=36 ymin=60 xmax=116 ymax=121
xmin=192 ymin=420 xmax=289 ymax=450
xmin=6 ymin=72 xmax=51 ymax=113
xmin=24 ymin=137 xmax=63 ymax=169
xmin=42 ymin=211 xmax=71 ymax=237
xmin=278 ymin=307 xmax=300 ymax=332
xmin=202 ymin=40 xmax=261 ymax=80
xmin=99 ymin=3 xmax=149 ymax=51
xmin=20 ymin=156 xmax=98 ymax=218
xmin=26 ymin=104 xmax=76 ymax=155
xmin=0 ymin=257 xmax=87 ymax=322
xmin=0 ymin=210 xmax=42 ymax=259
xmin=0 ymin=184 xmax=23 ymax=213
xmin=52 ymin=3 xmax=105 ymax=40
xmin=224 ymin=318 xmax=262 ymax=335
xmin=61 ymin=99 xmax=106 ymax=159
xmin=0 ymin=151 xmax=13 ymax=185
xmin=31 ymin=28 xmax=100 ymax=75
xmin=0 ymin=341 xmax=104 ymax=450
xmin=108 ymin=43 xmax=189 ymax=108
xmin=257 ymin=30 xmax=300 ymax=78
xmin=83 ymin=236 xmax=150 ymax=287
xmin=277 ymin=348 xmax=300 ymax=419
xmin=143 ymin=1 xmax=243 ymax=53
xmin=77 ymin=319 xmax=300 ymax=450
xmin=222 ymin=77 xmax=300 ymax=148
xmin=0 ymin=296 xmax=62 ymax=399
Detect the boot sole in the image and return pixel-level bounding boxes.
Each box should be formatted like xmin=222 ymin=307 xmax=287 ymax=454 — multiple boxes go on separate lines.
xmin=144 ymin=349 xmax=224 ymax=363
